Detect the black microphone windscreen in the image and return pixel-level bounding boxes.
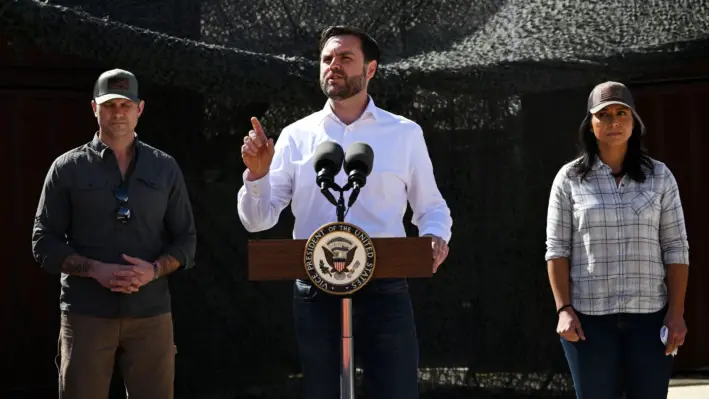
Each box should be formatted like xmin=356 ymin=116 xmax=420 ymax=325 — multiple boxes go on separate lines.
xmin=313 ymin=141 xmax=344 ymax=173
xmin=344 ymin=142 xmax=374 ymax=176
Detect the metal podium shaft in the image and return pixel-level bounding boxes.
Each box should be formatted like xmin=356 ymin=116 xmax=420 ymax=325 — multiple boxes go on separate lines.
xmin=340 ymin=297 xmax=354 ymax=399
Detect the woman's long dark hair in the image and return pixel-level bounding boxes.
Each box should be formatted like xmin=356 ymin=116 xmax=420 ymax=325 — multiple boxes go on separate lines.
xmin=573 ymin=113 xmax=654 ymax=182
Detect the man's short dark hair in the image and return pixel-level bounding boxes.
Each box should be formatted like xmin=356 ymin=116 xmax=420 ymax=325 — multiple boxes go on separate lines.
xmin=319 ymin=25 xmax=381 ymax=65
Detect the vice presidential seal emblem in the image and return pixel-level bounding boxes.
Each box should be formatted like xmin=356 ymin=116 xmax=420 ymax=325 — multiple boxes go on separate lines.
xmin=303 ymin=222 xmax=376 ymax=295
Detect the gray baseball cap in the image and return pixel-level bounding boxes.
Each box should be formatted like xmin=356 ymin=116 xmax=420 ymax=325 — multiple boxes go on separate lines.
xmin=93 ymin=69 xmax=140 ymax=104
xmin=587 ymin=81 xmax=645 ymax=133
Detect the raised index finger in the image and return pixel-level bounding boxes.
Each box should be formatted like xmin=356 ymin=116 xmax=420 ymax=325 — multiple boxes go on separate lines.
xmin=251 ymin=117 xmax=266 ymax=139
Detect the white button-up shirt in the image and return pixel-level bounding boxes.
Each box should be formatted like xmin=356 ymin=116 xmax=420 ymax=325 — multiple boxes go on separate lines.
xmin=237 ymin=97 xmax=452 ymax=244
xmin=545 ymin=157 xmax=689 ymax=315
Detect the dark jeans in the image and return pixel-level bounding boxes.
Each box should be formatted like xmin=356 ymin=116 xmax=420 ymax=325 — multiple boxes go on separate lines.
xmin=560 ymin=307 xmax=674 ymax=399
xmin=293 ymin=278 xmax=419 ymax=399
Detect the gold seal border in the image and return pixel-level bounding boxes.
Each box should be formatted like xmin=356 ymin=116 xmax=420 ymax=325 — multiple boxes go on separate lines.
xmin=302 ymin=221 xmax=377 ymax=296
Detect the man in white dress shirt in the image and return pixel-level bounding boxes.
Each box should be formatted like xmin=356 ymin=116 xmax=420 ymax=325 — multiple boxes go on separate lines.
xmin=237 ymin=25 xmax=452 ymax=399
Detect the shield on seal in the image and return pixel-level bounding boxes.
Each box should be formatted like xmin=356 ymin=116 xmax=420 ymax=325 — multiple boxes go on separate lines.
xmin=334 ymin=260 xmax=346 ymax=272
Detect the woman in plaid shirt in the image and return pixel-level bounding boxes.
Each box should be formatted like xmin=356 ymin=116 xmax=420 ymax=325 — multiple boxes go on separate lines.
xmin=545 ymin=81 xmax=690 ymax=399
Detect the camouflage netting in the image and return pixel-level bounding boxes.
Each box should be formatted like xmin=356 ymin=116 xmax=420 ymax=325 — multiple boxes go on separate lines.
xmin=2 ymin=0 xmax=709 ymax=397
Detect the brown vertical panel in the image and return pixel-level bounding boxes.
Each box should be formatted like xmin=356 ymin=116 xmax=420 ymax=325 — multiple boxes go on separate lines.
xmin=0 ymin=87 xmax=97 ymax=395
xmin=1 ymin=30 xmax=102 ymax=396
xmin=631 ymin=81 xmax=709 ymax=371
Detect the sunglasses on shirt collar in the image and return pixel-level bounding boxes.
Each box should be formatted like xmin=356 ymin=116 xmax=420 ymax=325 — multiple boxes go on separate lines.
xmin=114 ymin=187 xmax=131 ymax=223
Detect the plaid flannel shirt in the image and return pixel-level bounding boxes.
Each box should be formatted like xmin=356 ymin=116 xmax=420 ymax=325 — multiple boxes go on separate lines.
xmin=545 ymin=157 xmax=689 ymax=315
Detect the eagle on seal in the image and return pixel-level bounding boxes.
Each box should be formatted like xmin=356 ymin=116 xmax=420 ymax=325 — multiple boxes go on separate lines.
xmin=322 ymin=245 xmax=358 ymax=273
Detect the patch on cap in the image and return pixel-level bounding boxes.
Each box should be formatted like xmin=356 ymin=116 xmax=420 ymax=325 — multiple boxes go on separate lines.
xmin=107 ymin=77 xmax=130 ymax=90
xmin=598 ymin=84 xmax=624 ymax=102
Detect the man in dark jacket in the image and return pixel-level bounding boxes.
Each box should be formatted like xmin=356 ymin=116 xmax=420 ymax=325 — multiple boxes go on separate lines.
xmin=32 ymin=68 xmax=197 ymax=399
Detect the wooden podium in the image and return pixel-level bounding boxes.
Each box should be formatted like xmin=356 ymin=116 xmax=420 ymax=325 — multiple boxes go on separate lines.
xmin=248 ymin=236 xmax=433 ymax=280
xmin=247 ymin=234 xmax=433 ymax=398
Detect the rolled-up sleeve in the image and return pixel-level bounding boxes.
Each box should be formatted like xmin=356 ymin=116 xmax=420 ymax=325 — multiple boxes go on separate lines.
xmin=162 ymin=158 xmax=197 ymax=269
xmin=659 ymin=168 xmax=690 ymax=266
xmin=545 ymin=167 xmax=572 ymax=261
xmin=32 ymin=157 xmax=75 ymax=274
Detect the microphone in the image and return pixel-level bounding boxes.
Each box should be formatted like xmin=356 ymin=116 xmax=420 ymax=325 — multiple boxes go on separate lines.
xmin=312 ymin=141 xmax=344 ymax=206
xmin=343 ymin=142 xmax=374 ymax=208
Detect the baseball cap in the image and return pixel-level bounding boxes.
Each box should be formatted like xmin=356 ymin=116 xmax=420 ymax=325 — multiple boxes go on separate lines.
xmin=587 ymin=81 xmax=645 ymax=133
xmin=93 ymin=69 xmax=140 ymax=104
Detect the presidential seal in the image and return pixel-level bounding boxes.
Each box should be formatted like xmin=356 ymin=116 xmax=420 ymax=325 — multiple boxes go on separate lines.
xmin=303 ymin=222 xmax=376 ymax=295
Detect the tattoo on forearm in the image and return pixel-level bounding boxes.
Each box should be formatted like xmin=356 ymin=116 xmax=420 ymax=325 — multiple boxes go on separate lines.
xmin=156 ymin=255 xmax=181 ymax=278
xmin=61 ymin=254 xmax=93 ymax=276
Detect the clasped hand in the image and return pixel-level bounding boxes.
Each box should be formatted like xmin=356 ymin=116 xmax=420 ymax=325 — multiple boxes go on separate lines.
xmin=91 ymin=254 xmax=156 ymax=294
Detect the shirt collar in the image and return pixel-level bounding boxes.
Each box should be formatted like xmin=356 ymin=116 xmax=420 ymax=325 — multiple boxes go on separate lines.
xmin=591 ymin=156 xmax=616 ymax=173
xmin=319 ymin=95 xmax=380 ymax=125
xmin=89 ymin=132 xmax=141 ymax=160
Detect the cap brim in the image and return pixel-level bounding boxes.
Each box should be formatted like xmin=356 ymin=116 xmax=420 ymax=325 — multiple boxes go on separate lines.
xmin=589 ymin=100 xmax=632 ymax=114
xmin=94 ymin=93 xmax=139 ymax=104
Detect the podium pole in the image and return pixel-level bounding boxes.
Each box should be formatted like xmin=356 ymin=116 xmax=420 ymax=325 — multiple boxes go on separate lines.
xmin=341 ymin=296 xmax=354 ymax=398
xmin=335 ymin=192 xmax=356 ymax=399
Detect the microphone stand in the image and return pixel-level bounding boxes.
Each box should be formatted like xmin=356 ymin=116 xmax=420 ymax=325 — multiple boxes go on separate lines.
xmin=322 ymin=182 xmax=355 ymax=399
xmin=323 ymin=182 xmax=349 ymax=224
